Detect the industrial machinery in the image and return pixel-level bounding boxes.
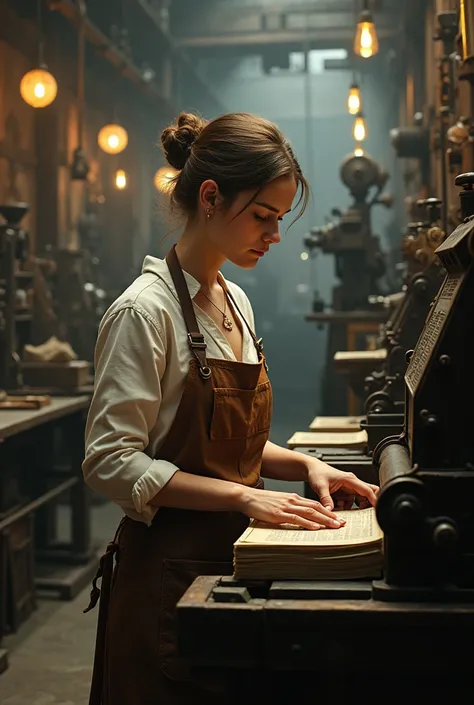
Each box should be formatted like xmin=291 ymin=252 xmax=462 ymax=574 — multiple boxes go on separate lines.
xmin=299 ymin=196 xmax=447 ymax=496
xmin=373 ymin=172 xmax=474 ymax=600
xmin=363 ymin=197 xmax=446 ymax=417
xmin=304 ymin=152 xmax=390 ymax=313
xmin=304 ymin=152 xmax=392 ymax=414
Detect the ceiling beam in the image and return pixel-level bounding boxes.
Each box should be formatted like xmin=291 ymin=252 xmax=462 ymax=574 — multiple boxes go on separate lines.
xmin=170 ymin=0 xmax=390 ymax=15
xmin=171 ymin=1 xmax=399 ymax=52
xmin=174 ymin=26 xmax=397 ymax=51
xmin=187 ymin=1 xmax=378 ymax=14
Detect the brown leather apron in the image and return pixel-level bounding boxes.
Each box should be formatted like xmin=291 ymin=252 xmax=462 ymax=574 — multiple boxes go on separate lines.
xmin=85 ymin=246 xmax=272 ymax=705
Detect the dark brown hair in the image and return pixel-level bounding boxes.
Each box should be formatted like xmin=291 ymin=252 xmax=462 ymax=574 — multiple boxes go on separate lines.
xmin=160 ymin=112 xmax=309 ymax=223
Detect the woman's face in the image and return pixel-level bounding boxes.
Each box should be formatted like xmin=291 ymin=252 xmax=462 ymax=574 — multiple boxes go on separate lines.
xmin=204 ymin=174 xmax=298 ymax=269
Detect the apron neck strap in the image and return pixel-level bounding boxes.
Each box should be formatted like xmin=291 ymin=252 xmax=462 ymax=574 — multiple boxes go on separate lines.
xmin=166 ymin=246 xmax=211 ymax=380
xmin=219 ymin=275 xmax=266 ymax=363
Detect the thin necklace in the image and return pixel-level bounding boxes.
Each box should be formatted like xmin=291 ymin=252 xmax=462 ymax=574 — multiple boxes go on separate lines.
xmin=200 ymin=286 xmax=233 ymax=332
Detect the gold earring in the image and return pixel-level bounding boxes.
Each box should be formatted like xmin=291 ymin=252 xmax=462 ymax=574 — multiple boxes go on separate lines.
xmin=206 ymin=207 xmax=212 ymax=219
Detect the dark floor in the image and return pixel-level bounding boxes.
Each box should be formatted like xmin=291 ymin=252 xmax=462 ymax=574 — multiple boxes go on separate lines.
xmin=1 ymin=502 xmax=123 ymax=705
xmin=0 ymin=398 xmax=314 ymax=703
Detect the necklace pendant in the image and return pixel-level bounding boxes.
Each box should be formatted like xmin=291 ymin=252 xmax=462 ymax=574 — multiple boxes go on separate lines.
xmin=223 ymin=315 xmax=233 ymax=331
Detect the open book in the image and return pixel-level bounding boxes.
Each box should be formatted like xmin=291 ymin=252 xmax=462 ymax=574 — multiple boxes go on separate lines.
xmin=233 ymin=508 xmax=383 ymax=580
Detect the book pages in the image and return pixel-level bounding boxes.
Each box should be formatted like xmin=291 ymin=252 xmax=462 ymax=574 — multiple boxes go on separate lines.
xmin=233 ymin=508 xmax=383 ymax=580
xmin=236 ymin=508 xmax=382 ymax=548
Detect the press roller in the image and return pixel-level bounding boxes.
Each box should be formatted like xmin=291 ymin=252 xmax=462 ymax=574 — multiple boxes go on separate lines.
xmin=372 ymin=172 xmax=474 ymax=602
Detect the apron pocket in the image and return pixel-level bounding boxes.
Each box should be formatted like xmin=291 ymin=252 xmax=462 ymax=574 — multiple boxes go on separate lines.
xmin=159 ymin=558 xmax=232 ymax=681
xmin=210 ymin=382 xmax=272 ymax=440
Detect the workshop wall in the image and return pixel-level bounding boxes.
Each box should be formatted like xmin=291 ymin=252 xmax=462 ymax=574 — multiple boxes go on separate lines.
xmin=0 ymin=2 xmax=170 ymax=298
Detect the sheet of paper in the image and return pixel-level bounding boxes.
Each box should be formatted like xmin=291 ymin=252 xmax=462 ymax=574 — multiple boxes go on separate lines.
xmin=236 ymin=508 xmax=382 ymax=547
xmin=334 ymin=349 xmax=387 ymax=361
xmin=309 ymin=415 xmax=364 ymax=431
xmin=287 ymin=430 xmax=368 ymax=448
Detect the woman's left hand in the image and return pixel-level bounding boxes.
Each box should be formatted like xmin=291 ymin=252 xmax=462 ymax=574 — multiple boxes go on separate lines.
xmin=307 ymin=461 xmax=379 ymax=511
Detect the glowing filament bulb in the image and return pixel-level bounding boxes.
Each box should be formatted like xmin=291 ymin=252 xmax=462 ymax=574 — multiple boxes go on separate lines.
xmin=20 ymin=67 xmax=58 ymax=108
xmin=354 ymin=11 xmax=379 ymax=59
xmin=353 ymin=114 xmax=367 ymax=142
xmin=108 ymin=134 xmax=120 ymax=149
xmin=115 ymin=169 xmax=127 ymax=189
xmin=347 ymin=84 xmax=361 ymax=115
xmin=98 ymin=124 xmax=128 ymax=155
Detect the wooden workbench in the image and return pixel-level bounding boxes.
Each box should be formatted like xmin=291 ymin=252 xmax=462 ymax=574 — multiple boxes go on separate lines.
xmin=178 ymin=576 xmax=474 ymax=704
xmin=0 ymin=395 xmax=90 ymax=439
xmin=0 ymin=395 xmax=94 ymax=676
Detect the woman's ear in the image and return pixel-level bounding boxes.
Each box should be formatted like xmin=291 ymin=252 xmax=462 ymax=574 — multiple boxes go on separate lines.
xmin=200 ymin=180 xmax=220 ymax=211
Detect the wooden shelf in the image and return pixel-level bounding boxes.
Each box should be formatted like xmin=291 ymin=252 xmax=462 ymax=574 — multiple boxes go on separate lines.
xmin=48 ymin=0 xmax=177 ymax=116
xmin=15 ymin=271 xmax=34 ymax=280
xmin=15 ymin=314 xmax=33 ymax=322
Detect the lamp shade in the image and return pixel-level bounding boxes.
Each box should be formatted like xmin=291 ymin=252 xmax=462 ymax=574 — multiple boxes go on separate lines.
xmin=20 ymin=67 xmax=57 ymax=108
xmin=98 ymin=124 xmax=129 ymax=155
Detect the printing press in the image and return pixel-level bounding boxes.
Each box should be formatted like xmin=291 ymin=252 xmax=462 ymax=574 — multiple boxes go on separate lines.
xmin=176 ymin=175 xmax=474 ymax=703
xmin=344 ymin=198 xmax=445 ymax=431
xmin=373 ymin=171 xmax=474 ymax=599
xmin=293 ymin=197 xmax=448 ymax=491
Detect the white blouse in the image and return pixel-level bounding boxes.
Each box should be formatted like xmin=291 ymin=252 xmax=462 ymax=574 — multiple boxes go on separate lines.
xmin=82 ymin=255 xmax=259 ymax=525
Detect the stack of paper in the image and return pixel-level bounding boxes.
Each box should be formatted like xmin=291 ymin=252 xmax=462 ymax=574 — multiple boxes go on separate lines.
xmin=233 ymin=508 xmax=383 ymax=580
xmin=309 ymin=415 xmax=365 ymax=432
xmin=286 ymin=430 xmax=368 ymax=449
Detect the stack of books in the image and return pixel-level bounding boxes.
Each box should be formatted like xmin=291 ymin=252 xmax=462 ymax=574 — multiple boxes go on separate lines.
xmin=233 ymin=508 xmax=383 ymax=580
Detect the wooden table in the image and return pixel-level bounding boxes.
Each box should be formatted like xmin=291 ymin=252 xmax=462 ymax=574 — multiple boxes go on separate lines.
xmin=178 ymin=576 xmax=474 ymax=704
xmin=0 ymin=395 xmax=94 ymax=675
xmin=0 ymin=396 xmax=90 ymax=439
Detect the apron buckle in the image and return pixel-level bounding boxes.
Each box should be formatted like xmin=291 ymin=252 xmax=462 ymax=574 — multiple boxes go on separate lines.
xmin=187 ymin=332 xmax=206 ymax=349
xmin=256 ymin=337 xmax=269 ymax=371
xmin=199 ymin=365 xmax=212 ymax=379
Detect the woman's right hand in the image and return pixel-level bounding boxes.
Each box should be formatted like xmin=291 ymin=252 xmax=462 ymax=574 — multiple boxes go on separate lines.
xmin=237 ymin=487 xmax=346 ymax=530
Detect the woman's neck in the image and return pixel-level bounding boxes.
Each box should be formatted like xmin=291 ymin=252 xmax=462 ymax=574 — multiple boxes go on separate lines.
xmin=174 ymin=227 xmax=226 ymax=294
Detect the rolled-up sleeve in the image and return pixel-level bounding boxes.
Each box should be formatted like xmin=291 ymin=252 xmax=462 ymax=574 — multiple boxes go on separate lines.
xmin=82 ymin=304 xmax=178 ymax=525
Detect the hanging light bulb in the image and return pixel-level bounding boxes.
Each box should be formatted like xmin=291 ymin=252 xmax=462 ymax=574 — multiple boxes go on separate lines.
xmin=154 ymin=166 xmax=178 ymax=193
xmin=20 ymin=0 xmax=58 ymax=108
xmin=20 ymin=67 xmax=58 ymax=108
xmin=354 ymin=146 xmax=365 ymax=157
xmin=353 ymin=113 xmax=367 ymax=142
xmin=354 ymin=7 xmax=379 ymax=59
xmin=115 ymin=169 xmax=127 ymax=189
xmin=347 ymin=83 xmax=361 ymax=115
xmin=98 ymin=124 xmax=129 ymax=155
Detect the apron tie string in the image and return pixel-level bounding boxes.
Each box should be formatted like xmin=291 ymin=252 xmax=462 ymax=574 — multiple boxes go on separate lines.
xmin=83 ymin=541 xmax=119 ymax=614
xmin=84 ymin=516 xmax=126 ymax=705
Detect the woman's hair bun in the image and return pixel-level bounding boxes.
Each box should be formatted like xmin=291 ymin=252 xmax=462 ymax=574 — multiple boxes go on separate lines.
xmin=161 ymin=112 xmax=207 ymax=170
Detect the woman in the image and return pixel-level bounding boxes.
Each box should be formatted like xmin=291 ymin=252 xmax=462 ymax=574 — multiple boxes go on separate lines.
xmin=83 ymin=111 xmax=378 ymax=705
